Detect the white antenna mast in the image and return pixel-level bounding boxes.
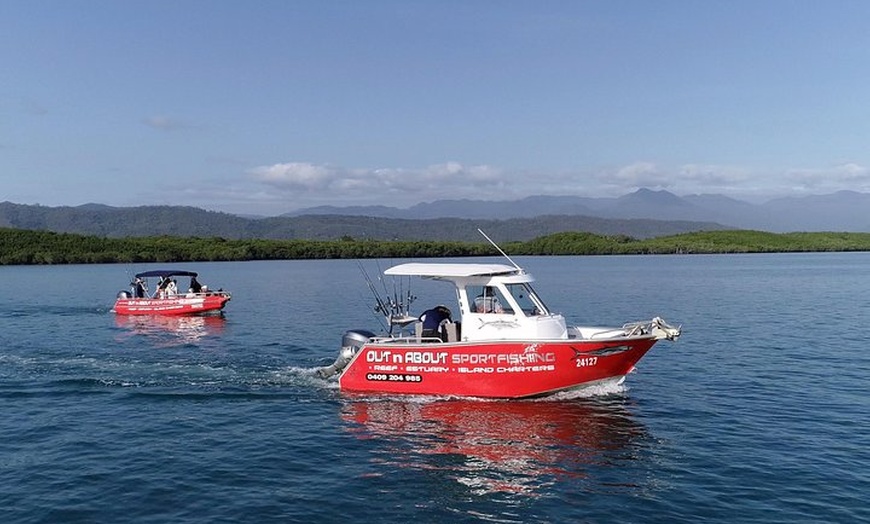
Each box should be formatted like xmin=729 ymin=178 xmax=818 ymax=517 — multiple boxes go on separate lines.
xmin=478 ymin=228 xmax=523 ymax=271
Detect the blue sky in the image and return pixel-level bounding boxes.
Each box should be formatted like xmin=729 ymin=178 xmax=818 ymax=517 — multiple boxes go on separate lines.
xmin=3 ymin=1 xmax=870 ymax=216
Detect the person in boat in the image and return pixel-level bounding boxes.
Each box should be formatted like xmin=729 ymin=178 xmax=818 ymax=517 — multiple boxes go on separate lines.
xmin=419 ymin=305 xmax=452 ymax=339
xmin=155 ymin=277 xmax=170 ymax=298
xmin=166 ymin=279 xmax=178 ymax=297
xmin=189 ymin=276 xmax=203 ymax=294
xmin=474 ymin=286 xmax=504 ymax=313
xmin=132 ymin=278 xmax=147 ymax=299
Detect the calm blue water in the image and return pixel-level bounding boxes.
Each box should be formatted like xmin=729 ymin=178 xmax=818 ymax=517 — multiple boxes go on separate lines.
xmin=1 ymin=254 xmax=868 ymax=523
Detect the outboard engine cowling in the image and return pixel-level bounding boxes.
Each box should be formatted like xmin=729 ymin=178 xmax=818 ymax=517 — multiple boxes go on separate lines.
xmin=318 ymin=329 xmax=376 ymax=378
xmin=117 ymin=290 xmax=132 ymax=299
xmin=342 ymin=329 xmax=376 ymax=350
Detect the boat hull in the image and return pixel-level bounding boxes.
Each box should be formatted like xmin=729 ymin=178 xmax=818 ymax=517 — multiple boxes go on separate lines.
xmin=113 ymin=294 xmax=230 ymax=316
xmin=338 ymin=337 xmax=658 ymax=399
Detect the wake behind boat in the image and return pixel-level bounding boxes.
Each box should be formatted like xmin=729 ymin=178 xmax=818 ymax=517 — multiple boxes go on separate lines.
xmin=113 ymin=269 xmax=231 ymax=316
xmin=320 ymin=233 xmax=681 ymax=399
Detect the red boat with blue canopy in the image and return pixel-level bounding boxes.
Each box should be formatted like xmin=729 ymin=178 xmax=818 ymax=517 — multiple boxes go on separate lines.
xmin=113 ymin=269 xmax=231 ymax=316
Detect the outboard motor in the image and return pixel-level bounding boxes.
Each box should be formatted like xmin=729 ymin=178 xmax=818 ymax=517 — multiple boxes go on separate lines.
xmin=117 ymin=290 xmax=132 ymax=299
xmin=318 ymin=329 xmax=376 ymax=378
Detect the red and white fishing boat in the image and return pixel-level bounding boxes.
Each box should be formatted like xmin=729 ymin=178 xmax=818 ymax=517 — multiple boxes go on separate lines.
xmin=320 ymin=236 xmax=680 ymax=399
xmin=113 ymin=269 xmax=231 ymax=316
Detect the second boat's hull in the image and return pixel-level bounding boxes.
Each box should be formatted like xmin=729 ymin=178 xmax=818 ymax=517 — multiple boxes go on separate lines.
xmin=338 ymin=337 xmax=658 ymax=399
xmin=113 ymin=294 xmax=230 ymax=316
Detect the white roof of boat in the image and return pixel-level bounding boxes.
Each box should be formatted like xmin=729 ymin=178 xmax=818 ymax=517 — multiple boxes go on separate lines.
xmin=384 ymin=263 xmax=521 ymax=278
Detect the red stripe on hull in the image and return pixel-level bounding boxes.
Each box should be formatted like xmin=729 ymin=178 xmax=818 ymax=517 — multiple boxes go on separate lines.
xmin=338 ymin=338 xmax=657 ymax=399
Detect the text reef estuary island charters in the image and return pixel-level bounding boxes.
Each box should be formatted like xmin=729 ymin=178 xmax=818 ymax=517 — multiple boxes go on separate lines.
xmin=320 ymin=234 xmax=681 ymax=399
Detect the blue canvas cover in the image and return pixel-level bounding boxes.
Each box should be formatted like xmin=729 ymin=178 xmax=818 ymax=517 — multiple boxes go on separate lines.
xmin=134 ymin=270 xmax=199 ymax=279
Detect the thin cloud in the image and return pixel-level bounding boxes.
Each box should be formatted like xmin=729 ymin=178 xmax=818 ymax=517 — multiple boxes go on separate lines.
xmin=143 ymin=115 xmax=189 ymax=131
xmin=784 ymin=163 xmax=870 ymax=192
xmin=237 ymin=159 xmax=870 ymax=214
xmin=610 ymin=162 xmax=671 ymax=188
xmin=247 ymin=160 xmax=772 ymax=207
xmin=677 ymin=164 xmax=752 ymax=188
xmin=21 ymin=98 xmax=48 ymax=116
xmin=248 ymin=161 xmax=505 ymax=197
xmin=248 ymin=162 xmax=341 ymax=190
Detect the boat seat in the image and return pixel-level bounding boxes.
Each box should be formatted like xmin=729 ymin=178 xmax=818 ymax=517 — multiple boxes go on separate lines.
xmin=443 ymin=322 xmax=458 ymax=342
xmin=414 ymin=321 xmax=460 ymax=343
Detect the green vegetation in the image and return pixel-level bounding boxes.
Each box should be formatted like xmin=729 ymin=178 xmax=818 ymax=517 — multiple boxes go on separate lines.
xmin=0 ymin=228 xmax=492 ymax=265
xmin=3 ymin=228 xmax=870 ymax=265
xmin=631 ymin=230 xmax=870 ymax=254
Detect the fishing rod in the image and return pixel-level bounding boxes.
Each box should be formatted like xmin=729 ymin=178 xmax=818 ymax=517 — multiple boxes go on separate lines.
xmin=374 ymin=259 xmax=403 ymax=333
xmin=356 ymin=287 xmax=387 ymax=333
xmin=375 ymin=259 xmax=398 ymax=318
xmin=357 ymin=261 xmax=391 ymax=332
xmin=389 ymin=265 xmax=416 ymax=320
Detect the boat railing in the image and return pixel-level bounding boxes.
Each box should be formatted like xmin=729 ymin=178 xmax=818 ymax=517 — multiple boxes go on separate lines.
xmin=574 ymin=317 xmax=681 ymax=341
xmin=370 ymin=334 xmax=447 ymax=345
xmin=192 ymin=290 xmax=232 ymax=299
xmin=145 ymin=290 xmax=231 ymax=300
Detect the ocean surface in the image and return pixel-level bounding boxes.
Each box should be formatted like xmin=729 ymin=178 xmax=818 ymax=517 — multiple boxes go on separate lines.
xmin=1 ymin=254 xmax=868 ymax=523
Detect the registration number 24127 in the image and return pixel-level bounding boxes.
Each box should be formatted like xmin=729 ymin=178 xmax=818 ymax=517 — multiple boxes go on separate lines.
xmin=575 ymin=356 xmax=598 ymax=368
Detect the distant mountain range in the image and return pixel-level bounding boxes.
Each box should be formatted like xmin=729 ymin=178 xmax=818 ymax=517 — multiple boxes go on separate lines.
xmin=0 ymin=200 xmax=723 ymax=242
xmin=284 ymin=188 xmax=870 ymax=232
xmin=2 ymin=188 xmax=869 ymax=242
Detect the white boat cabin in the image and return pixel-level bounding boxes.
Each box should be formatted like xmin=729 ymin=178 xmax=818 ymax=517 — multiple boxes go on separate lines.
xmin=384 ymin=263 xmax=569 ymax=342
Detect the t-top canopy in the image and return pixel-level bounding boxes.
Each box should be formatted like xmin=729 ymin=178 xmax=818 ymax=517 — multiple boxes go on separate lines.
xmin=384 ymin=263 xmax=520 ymax=278
xmin=135 ymin=269 xmax=199 ymax=279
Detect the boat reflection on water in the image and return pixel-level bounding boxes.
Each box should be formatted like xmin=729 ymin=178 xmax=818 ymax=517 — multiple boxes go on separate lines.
xmin=114 ymin=313 xmax=226 ymax=347
xmin=341 ymin=393 xmax=652 ymax=496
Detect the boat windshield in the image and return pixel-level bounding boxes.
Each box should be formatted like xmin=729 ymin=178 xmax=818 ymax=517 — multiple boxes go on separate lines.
xmin=467 ymin=285 xmax=513 ymax=314
xmin=505 ymin=283 xmax=549 ymax=316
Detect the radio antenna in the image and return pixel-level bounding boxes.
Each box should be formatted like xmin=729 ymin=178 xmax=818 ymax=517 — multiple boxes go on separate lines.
xmin=478 ymin=228 xmax=523 ymax=271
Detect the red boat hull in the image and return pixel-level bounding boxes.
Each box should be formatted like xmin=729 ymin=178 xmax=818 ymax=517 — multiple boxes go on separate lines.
xmin=338 ymin=337 xmax=658 ymax=399
xmin=113 ymin=293 xmax=230 ymax=316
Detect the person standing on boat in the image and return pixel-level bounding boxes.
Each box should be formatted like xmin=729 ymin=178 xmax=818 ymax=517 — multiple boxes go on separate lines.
xmin=419 ymin=305 xmax=452 ymax=339
xmin=189 ymin=276 xmax=203 ymax=294
xmin=474 ymin=286 xmax=504 ymax=313
xmin=155 ymin=277 xmax=170 ymax=298
xmin=132 ymin=278 xmax=146 ymax=299
xmin=166 ymin=279 xmax=178 ymax=297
